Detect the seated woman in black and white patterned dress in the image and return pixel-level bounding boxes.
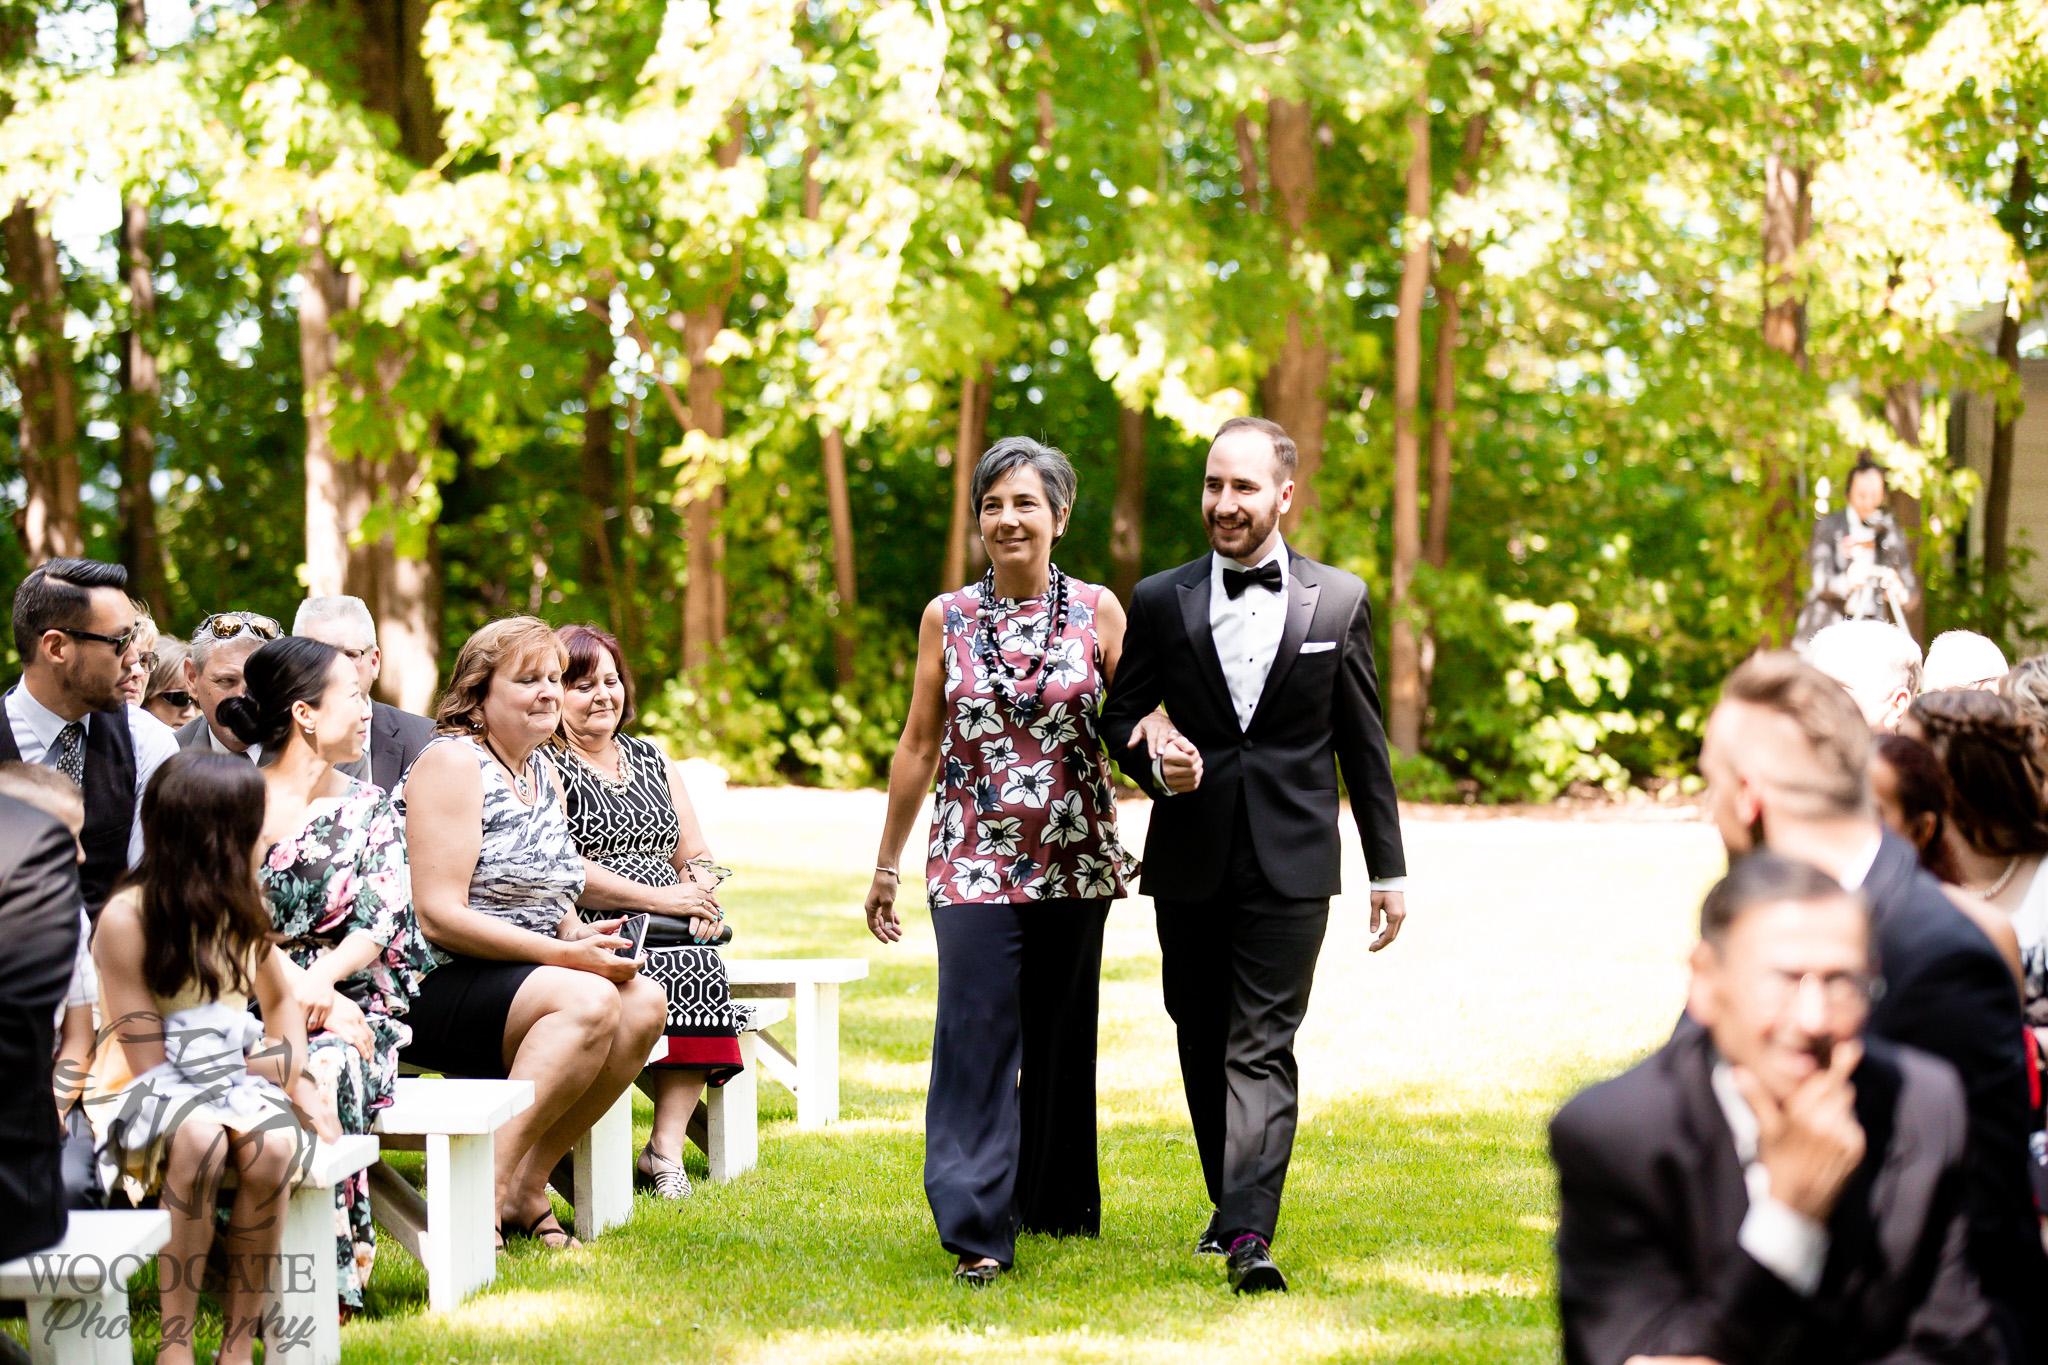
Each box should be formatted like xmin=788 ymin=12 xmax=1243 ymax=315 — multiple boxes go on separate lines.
xmin=548 ymin=624 xmax=743 ymax=1199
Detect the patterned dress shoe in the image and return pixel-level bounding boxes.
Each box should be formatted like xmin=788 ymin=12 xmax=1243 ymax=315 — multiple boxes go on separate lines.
xmin=1226 ymin=1235 xmax=1287 ymax=1294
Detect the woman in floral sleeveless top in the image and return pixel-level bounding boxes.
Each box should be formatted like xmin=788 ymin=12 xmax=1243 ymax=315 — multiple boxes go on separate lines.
xmin=865 ymin=436 xmax=1138 ymax=1284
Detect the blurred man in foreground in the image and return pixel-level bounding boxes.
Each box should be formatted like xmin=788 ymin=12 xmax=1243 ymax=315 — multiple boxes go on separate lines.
xmin=1696 ymin=652 xmax=2044 ymax=1361
xmin=1553 ymin=852 xmax=2000 ymax=1365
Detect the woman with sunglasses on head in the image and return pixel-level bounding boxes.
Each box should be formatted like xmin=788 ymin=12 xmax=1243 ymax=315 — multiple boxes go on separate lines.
xmin=545 ymin=623 xmax=742 ymax=1200
xmin=175 ymin=611 xmax=283 ymax=759
xmin=142 ymin=639 xmax=200 ymax=729
xmin=398 ymin=617 xmax=666 ymax=1248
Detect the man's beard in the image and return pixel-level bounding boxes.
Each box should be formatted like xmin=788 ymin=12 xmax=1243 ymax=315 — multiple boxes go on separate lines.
xmin=1206 ymin=505 xmax=1279 ymax=558
xmin=72 ymin=664 xmax=126 ymax=713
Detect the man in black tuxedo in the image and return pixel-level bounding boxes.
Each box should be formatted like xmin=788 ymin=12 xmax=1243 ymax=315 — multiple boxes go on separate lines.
xmin=1102 ymin=415 xmax=1408 ymax=1294
xmin=292 ymin=595 xmax=432 ymax=790
xmin=0 ymin=793 xmax=84 ymax=1264
xmin=1553 ymin=851 xmax=2000 ymax=1365
xmin=1699 ymin=651 xmax=2046 ymax=1362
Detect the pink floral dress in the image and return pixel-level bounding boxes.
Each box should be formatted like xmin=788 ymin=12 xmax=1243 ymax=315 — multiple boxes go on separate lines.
xmin=926 ymin=574 xmax=1134 ymax=908
xmin=259 ymin=779 xmax=430 ymax=1309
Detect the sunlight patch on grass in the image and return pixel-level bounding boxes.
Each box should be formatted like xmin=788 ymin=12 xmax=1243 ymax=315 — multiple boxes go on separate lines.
xmin=1359 ymin=1257 xmax=1546 ymax=1300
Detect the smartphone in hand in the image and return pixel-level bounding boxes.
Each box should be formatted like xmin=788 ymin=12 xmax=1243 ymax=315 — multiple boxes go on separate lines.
xmin=615 ymin=913 xmax=650 ymax=961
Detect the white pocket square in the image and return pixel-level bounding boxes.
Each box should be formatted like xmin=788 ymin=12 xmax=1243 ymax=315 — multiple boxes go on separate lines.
xmin=1299 ymin=641 xmax=1337 ymax=654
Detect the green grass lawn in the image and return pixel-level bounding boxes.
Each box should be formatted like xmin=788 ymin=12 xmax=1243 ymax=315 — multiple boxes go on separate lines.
xmin=8 ymin=807 xmax=1723 ymax=1363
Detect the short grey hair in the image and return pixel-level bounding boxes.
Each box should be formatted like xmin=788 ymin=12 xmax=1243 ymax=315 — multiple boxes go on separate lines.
xmin=294 ymin=595 xmax=378 ymax=649
xmin=2002 ymin=655 xmax=2048 ymax=732
xmin=1808 ymin=620 xmax=1922 ymax=700
xmin=970 ymin=436 xmax=1077 ymax=524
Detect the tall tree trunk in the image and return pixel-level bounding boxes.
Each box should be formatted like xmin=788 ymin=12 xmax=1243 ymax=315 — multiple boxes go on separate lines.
xmin=1882 ymin=381 xmax=1926 ymax=642
xmin=1759 ymin=150 xmax=1811 ymax=643
xmin=579 ymin=345 xmax=624 ymax=640
xmin=803 ymin=91 xmax=857 ymax=688
xmin=942 ymin=370 xmax=984 ymax=592
xmin=1985 ymin=153 xmax=2033 ymax=634
xmin=1419 ymin=108 xmax=1486 ymax=717
xmin=296 ymin=0 xmax=446 ymax=708
xmin=1986 ymin=307 xmax=2021 ymax=594
xmin=1264 ymin=97 xmax=1329 ymax=537
xmin=1386 ymin=66 xmax=1431 ymax=756
xmin=821 ymin=429 xmax=858 ymax=687
xmin=2 ymin=202 xmax=82 ymax=565
xmin=1110 ymin=405 xmax=1146 ymax=604
xmin=680 ymin=303 xmax=729 ymax=671
xmin=115 ymin=0 xmax=167 ymax=616
xmin=1761 ymin=153 xmax=1811 ymax=366
xmin=1233 ymin=112 xmax=1262 ymax=211
xmin=619 ymin=392 xmax=641 ymax=657
xmin=677 ymin=117 xmax=745 ymax=671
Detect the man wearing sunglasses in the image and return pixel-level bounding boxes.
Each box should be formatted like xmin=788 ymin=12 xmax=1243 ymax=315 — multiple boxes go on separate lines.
xmin=292 ymin=595 xmax=432 ymax=790
xmin=3 ymin=558 xmax=179 ymax=916
xmin=173 ymin=610 xmax=281 ymax=760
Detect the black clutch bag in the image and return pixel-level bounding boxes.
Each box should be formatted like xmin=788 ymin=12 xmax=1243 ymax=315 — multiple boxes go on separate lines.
xmin=642 ymin=915 xmax=733 ymax=949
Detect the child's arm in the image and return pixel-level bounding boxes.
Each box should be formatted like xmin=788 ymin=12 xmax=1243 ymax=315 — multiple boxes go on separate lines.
xmin=92 ymin=893 xmax=167 ymax=1077
xmin=253 ymin=946 xmax=338 ymax=1141
xmin=53 ymin=1003 xmax=94 ymax=1116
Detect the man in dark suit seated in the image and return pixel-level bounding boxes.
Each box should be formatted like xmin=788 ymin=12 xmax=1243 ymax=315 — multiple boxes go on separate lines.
xmin=0 ymin=793 xmax=85 ymax=1266
xmin=291 ymin=596 xmax=432 ymax=790
xmin=1552 ymin=852 xmax=2002 ymax=1365
xmin=1698 ymin=652 xmax=2045 ymax=1361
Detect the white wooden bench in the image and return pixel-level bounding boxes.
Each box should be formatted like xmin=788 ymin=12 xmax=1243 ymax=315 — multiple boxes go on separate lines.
xmin=265 ymin=1134 xmax=380 ymax=1364
xmin=567 ymin=997 xmax=789 ymax=1237
xmin=0 ymin=1209 xmax=170 ymax=1365
xmin=722 ymin=957 xmax=870 ymax=1128
xmin=205 ymin=1133 xmax=378 ymax=1364
xmin=368 ymin=1077 xmax=533 ymax=1313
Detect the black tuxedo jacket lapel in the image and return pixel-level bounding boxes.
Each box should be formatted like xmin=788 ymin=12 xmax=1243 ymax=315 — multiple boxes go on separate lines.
xmin=1248 ymin=554 xmax=1320 ymax=733
xmin=1671 ymin=1030 xmax=1750 ymax=1268
xmin=1175 ymin=562 xmax=1235 ymax=721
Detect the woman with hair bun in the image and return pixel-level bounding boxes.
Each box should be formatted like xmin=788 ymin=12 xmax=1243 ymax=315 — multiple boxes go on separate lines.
xmin=222 ymin=635 xmax=432 ymax=1316
xmin=1905 ymin=690 xmax=2048 ymax=1036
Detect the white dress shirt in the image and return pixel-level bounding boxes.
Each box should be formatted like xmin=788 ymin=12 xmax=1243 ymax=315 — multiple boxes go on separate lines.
xmin=1211 ymin=540 xmax=1292 ymax=732
xmin=206 ymin=723 xmax=261 ymax=765
xmin=1836 ymin=832 xmax=1884 ymax=892
xmin=1711 ymin=1058 xmax=1830 ymax=1295
xmin=1156 ymin=538 xmax=1407 ymax=893
xmin=6 ymin=683 xmax=178 ymax=868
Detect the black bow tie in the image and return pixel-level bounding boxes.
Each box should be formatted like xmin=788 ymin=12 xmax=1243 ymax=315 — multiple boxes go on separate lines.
xmin=1223 ymin=559 xmax=1285 ymax=599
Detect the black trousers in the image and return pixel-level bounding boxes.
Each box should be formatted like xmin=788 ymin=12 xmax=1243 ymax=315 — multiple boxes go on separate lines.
xmin=925 ymin=897 xmax=1110 ymax=1265
xmin=1154 ymin=807 xmax=1329 ymax=1246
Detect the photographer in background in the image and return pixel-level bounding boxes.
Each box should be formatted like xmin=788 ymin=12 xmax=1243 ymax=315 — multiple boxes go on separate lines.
xmin=1795 ymin=455 xmax=1919 ymax=647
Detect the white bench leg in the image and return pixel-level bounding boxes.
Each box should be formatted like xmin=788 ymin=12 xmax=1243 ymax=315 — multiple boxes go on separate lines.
xmin=24 ymin=1287 xmax=130 ymax=1365
xmin=706 ymin=1033 xmax=760 ymax=1183
xmin=423 ymin=1133 xmax=496 ymax=1313
xmin=793 ymin=982 xmax=840 ymax=1129
xmin=572 ymin=1091 xmax=634 ymax=1239
xmin=268 ymin=1184 xmax=341 ymax=1364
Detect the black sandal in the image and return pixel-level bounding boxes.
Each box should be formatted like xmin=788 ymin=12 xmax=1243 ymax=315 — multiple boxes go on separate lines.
xmin=507 ymin=1209 xmax=580 ymax=1250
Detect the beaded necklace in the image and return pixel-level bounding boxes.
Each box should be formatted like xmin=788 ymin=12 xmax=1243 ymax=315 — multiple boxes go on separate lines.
xmin=973 ymin=564 xmax=1069 ymax=720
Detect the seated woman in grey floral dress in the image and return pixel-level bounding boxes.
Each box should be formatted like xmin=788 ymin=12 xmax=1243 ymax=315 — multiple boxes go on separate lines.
xmin=218 ymin=636 xmax=433 ymax=1316
xmin=398 ymin=617 xmax=667 ymax=1249
xmin=548 ymin=624 xmax=743 ymax=1199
